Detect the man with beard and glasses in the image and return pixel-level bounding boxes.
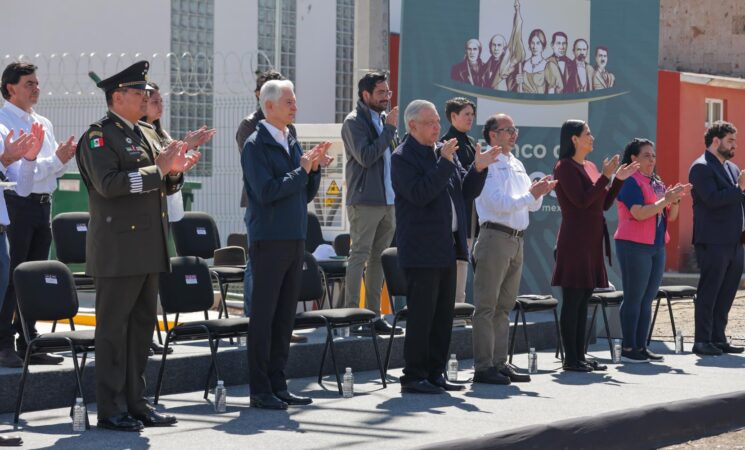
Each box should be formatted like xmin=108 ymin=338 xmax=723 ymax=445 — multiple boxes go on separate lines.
xmin=342 ymin=72 xmax=401 ymax=335
xmin=688 ymin=121 xmax=745 ymax=356
xmin=566 ymin=38 xmax=594 ymax=93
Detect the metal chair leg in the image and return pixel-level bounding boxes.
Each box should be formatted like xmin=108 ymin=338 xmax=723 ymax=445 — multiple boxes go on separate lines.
xmin=51 ymin=320 xmax=57 ymax=332
xmin=666 ymin=295 xmax=677 ymax=338
xmin=600 ymin=302 xmax=614 ymax=355
xmin=204 ymin=338 xmax=222 ymax=400
xmin=384 ymin=311 xmax=403 ymax=375
xmin=369 ymin=321 xmax=386 ymax=388
xmin=69 ymin=345 xmax=89 ymax=429
xmin=154 ymin=331 xmax=174 ymax=405
xmin=520 ymin=307 xmax=530 ymax=354
xmin=14 ymin=345 xmax=34 ymax=424
xmin=508 ymin=309 xmax=520 ymax=363
xmin=647 ymin=296 xmax=663 ymax=345
xmin=553 ymin=309 xmax=564 ymax=361
xmin=317 ymin=329 xmax=332 ymax=386
xmin=584 ymin=304 xmax=599 ymax=354
xmin=325 ymin=324 xmax=343 ymax=395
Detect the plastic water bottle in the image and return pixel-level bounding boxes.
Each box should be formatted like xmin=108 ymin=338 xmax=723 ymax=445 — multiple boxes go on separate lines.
xmin=447 ymin=354 xmax=458 ymax=381
xmin=215 ymin=380 xmax=227 ymax=412
xmin=237 ymin=335 xmax=247 ymax=348
xmin=334 ymin=327 xmax=350 ymax=338
xmin=528 ymin=348 xmax=537 ymax=374
xmin=675 ymin=330 xmax=684 ymax=354
xmin=612 ymin=339 xmax=622 ymax=363
xmin=342 ymin=367 xmax=354 ymax=398
xmin=72 ymin=397 xmax=86 ymax=432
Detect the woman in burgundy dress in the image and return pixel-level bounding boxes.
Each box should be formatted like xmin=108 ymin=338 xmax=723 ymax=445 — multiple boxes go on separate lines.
xmin=552 ymin=120 xmax=639 ymax=372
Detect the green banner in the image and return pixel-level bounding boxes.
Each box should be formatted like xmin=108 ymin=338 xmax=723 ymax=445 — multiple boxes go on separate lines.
xmin=399 ymin=0 xmax=660 ymax=294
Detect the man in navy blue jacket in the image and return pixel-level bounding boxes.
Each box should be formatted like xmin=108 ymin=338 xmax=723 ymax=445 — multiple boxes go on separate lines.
xmin=688 ymin=121 xmax=745 ymax=356
xmin=392 ymin=99 xmax=498 ymax=394
xmin=242 ymin=79 xmax=332 ymax=409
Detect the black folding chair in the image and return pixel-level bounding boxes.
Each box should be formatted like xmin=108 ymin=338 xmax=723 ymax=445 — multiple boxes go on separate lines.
xmin=294 ymin=252 xmax=386 ymax=395
xmin=172 ymin=212 xmax=244 ymax=321
xmin=509 ymin=295 xmax=563 ymax=363
xmin=380 ymin=247 xmax=475 ymax=375
xmin=647 ymin=285 xmax=697 ymax=345
xmin=585 ymin=290 xmax=624 ymax=356
xmin=13 ymin=261 xmax=94 ymax=428
xmin=154 ymin=256 xmax=251 ymax=404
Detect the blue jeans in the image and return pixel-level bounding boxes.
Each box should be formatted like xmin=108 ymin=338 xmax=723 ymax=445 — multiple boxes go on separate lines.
xmin=615 ymin=239 xmax=665 ymax=349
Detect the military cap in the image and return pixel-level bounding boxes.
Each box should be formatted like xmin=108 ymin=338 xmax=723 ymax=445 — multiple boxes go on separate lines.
xmin=96 ymin=60 xmax=152 ymax=93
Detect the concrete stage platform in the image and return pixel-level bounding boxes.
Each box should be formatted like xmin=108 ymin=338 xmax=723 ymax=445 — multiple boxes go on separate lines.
xmin=2 ymin=341 xmax=745 ymax=449
xmin=0 ymin=311 xmax=562 ymax=414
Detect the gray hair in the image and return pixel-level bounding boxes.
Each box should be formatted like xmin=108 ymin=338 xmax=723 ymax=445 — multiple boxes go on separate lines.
xmin=259 ymin=79 xmax=294 ymax=111
xmin=404 ymin=99 xmax=436 ymax=132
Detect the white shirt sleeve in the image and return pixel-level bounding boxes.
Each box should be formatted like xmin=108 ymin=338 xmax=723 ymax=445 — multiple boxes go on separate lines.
xmin=15 ymin=158 xmax=36 ymax=197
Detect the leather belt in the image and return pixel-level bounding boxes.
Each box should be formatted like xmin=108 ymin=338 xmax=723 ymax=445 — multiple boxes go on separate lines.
xmin=6 ymin=191 xmax=51 ymax=204
xmin=483 ymin=222 xmax=524 ymax=238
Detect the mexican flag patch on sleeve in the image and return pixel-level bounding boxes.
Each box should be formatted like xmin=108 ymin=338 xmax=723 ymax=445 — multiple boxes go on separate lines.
xmin=89 ymin=136 xmax=104 ymax=148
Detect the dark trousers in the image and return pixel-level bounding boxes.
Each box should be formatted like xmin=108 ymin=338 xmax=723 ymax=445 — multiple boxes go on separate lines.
xmin=694 ymin=243 xmax=743 ymax=343
xmin=0 ymin=194 xmax=52 ymax=350
xmin=94 ymin=274 xmax=158 ymax=419
xmin=248 ymin=240 xmax=304 ymax=395
xmin=401 ymin=265 xmax=456 ymax=383
xmin=560 ymin=287 xmax=595 ymax=365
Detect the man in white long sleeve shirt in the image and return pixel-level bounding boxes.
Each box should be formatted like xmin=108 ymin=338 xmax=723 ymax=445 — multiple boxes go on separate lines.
xmin=0 ymin=62 xmax=76 ymax=367
xmin=0 ymin=121 xmax=42 ymax=369
xmin=471 ymin=113 xmax=556 ymax=385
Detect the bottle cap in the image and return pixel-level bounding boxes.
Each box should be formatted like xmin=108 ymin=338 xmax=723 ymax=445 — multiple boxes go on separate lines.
xmin=345 ymin=367 xmax=352 ymax=372
xmin=450 ymin=354 xmax=456 ymax=358
xmin=76 ymin=397 xmax=83 ymax=403
xmin=529 ymin=347 xmax=535 ymax=352
xmin=217 ymin=380 xmax=224 ymax=385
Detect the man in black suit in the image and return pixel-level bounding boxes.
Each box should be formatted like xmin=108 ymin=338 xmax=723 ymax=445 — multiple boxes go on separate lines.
xmin=391 ymin=100 xmax=497 ymax=393
xmin=688 ymin=121 xmax=745 ymax=356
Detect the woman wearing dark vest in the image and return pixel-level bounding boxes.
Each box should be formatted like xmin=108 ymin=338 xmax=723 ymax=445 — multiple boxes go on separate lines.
xmin=552 ymin=120 xmax=638 ymax=372
xmin=614 ymin=138 xmax=690 ymax=363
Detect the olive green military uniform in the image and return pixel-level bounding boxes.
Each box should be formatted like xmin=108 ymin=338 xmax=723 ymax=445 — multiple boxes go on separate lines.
xmin=76 ymin=111 xmax=182 ymax=420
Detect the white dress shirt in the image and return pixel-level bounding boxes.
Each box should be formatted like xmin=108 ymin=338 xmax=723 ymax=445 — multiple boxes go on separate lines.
xmin=0 ymin=101 xmax=67 ymax=194
xmin=475 ymin=150 xmax=542 ymax=231
xmin=261 ymin=119 xmax=290 ymax=153
xmin=0 ymin=124 xmax=37 ymax=225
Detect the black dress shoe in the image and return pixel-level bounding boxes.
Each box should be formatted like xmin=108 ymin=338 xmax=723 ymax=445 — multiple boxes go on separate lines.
xmin=562 ymin=362 xmax=592 ymax=372
xmin=26 ymin=353 xmax=64 ymax=365
xmin=132 ymin=410 xmax=177 ymax=427
xmin=714 ymin=342 xmax=745 ymax=354
xmin=0 ymin=348 xmax=23 ymax=368
xmin=582 ymin=360 xmax=607 ymax=371
xmin=0 ymin=434 xmax=22 ymax=447
xmin=499 ymin=364 xmax=531 ymax=382
xmin=693 ymin=342 xmax=723 ymax=356
xmin=97 ymin=413 xmax=144 ymax=432
xmin=430 ymin=375 xmax=465 ymax=391
xmin=150 ymin=341 xmax=173 ymax=355
xmin=250 ymin=393 xmax=288 ymax=410
xmin=400 ymin=379 xmax=446 ymax=394
xmin=472 ymin=368 xmax=511 ymax=385
xmin=274 ymin=390 xmax=312 ymax=405
xmin=373 ymin=318 xmax=403 ymax=335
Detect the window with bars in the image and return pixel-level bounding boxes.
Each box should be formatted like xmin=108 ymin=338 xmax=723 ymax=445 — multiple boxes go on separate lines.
xmin=170 ymin=0 xmax=215 ymax=176
xmin=257 ymin=0 xmax=297 ymax=82
xmin=335 ymin=0 xmax=355 ymax=123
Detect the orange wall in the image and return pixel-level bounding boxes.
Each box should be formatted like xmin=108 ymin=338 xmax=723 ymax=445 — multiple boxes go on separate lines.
xmin=657 ymin=70 xmax=745 ymax=271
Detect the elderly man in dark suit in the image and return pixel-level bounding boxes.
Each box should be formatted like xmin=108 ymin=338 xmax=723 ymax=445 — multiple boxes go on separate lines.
xmin=688 ymin=121 xmax=745 ymax=356
xmin=391 ymin=99 xmax=498 ymax=394
xmin=242 ymin=79 xmax=332 ymax=409
xmin=77 ymin=61 xmax=198 ymax=431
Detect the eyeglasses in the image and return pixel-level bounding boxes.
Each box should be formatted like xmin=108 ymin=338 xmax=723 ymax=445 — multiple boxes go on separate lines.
xmin=373 ymin=90 xmax=394 ymax=98
xmin=494 ymin=127 xmax=519 ymax=135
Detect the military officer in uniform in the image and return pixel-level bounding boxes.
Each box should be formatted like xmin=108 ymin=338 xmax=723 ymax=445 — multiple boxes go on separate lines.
xmin=76 ymin=61 xmax=200 ymax=432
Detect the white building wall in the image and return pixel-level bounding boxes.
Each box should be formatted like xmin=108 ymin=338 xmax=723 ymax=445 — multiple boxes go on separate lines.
xmin=295 ymin=0 xmax=337 ymax=123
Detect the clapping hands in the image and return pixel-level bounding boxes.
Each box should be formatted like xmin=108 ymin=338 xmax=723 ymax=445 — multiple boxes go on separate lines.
xmin=2 ymin=123 xmax=45 ymax=166
xmin=602 ymin=154 xmax=640 ymax=180
xmin=529 ymin=175 xmax=558 ymax=199
xmin=183 ymin=126 xmax=217 ymax=151
xmin=301 ymin=141 xmax=333 ymax=173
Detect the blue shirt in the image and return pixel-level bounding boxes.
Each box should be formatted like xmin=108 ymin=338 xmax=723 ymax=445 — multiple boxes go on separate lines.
xmin=370 ymin=110 xmax=395 ymax=205
xmin=618 ymin=177 xmax=666 ymax=246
